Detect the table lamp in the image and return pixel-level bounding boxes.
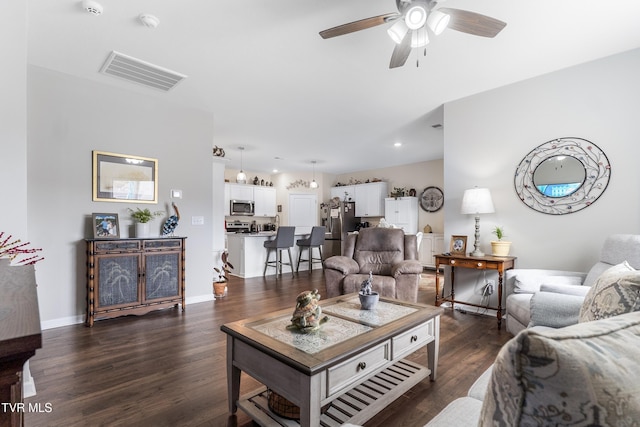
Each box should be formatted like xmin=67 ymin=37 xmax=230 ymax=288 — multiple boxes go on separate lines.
xmin=460 ymin=187 xmax=495 ymax=257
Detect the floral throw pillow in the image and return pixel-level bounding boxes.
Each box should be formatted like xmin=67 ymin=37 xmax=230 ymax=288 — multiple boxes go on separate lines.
xmin=579 ymin=261 xmax=640 ymax=322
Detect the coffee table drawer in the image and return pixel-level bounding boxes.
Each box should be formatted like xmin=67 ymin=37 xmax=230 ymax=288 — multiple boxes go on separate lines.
xmin=392 ymin=319 xmax=435 ymax=360
xmin=327 ymin=341 xmax=390 ymax=396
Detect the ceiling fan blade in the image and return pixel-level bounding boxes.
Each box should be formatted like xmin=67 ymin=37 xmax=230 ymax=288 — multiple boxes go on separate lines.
xmin=438 ymin=8 xmax=507 ymax=38
xmin=389 ymin=31 xmax=412 ymax=69
xmin=319 ymin=13 xmax=400 ymax=39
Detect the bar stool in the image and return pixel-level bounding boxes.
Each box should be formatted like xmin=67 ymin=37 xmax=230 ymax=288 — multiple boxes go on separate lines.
xmin=296 ymin=226 xmax=326 ymax=273
xmin=263 ymin=226 xmax=296 ymax=277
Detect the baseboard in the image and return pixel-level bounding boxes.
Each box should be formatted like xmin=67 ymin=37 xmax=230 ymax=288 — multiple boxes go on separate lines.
xmin=41 ymin=293 xmax=216 ymax=330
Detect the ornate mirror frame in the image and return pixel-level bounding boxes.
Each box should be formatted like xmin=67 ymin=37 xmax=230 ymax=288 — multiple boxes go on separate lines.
xmin=514 ymin=137 xmax=611 ymax=215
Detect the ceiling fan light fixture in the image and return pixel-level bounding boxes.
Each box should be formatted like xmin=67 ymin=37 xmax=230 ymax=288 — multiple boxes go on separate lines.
xmin=405 ymin=5 xmax=427 ymax=30
xmin=387 ymin=20 xmax=409 ymax=44
xmin=427 ymin=10 xmax=450 ymax=35
xmin=411 ymin=30 xmax=429 ymax=48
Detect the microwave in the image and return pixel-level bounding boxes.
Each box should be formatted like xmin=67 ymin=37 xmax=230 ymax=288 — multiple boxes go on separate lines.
xmin=230 ymin=200 xmax=254 ymax=216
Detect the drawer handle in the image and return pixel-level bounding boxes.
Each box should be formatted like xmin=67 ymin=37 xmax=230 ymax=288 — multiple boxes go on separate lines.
xmin=410 ymin=335 xmax=418 ymax=343
xmin=358 ymin=362 xmax=367 ymax=371
xmin=477 ymin=262 xmax=483 ymax=267
xmin=450 ymin=260 xmax=456 ymax=264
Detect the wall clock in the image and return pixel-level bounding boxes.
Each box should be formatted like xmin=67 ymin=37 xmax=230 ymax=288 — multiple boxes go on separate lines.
xmin=420 ymin=186 xmax=444 ymax=212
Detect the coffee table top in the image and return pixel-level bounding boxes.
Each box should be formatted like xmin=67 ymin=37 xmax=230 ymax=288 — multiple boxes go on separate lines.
xmin=221 ymin=293 xmax=442 ymax=375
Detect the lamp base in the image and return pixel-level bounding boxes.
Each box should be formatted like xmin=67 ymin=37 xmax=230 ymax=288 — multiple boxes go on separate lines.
xmin=470 ymin=249 xmax=485 ymax=257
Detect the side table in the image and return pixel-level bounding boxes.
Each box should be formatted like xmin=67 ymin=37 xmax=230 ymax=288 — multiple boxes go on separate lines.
xmin=434 ymin=254 xmax=516 ymax=329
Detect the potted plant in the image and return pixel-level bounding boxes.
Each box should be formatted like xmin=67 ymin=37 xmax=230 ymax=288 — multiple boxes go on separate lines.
xmin=491 ymin=226 xmax=512 ymax=256
xmin=358 ymin=271 xmax=379 ymax=310
xmin=128 ymin=208 xmax=164 ymax=238
xmin=213 ymin=251 xmax=234 ymax=298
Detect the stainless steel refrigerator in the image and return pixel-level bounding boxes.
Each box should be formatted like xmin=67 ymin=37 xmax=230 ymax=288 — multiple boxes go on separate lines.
xmin=322 ymin=201 xmax=358 ymax=258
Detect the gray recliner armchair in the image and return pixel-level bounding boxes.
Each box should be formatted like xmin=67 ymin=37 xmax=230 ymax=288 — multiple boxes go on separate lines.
xmin=323 ymin=227 xmax=423 ymax=302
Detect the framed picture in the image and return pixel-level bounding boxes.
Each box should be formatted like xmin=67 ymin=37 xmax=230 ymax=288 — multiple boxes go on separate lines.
xmin=92 ymin=151 xmax=158 ymax=203
xmin=450 ymin=235 xmax=467 ymax=255
xmin=92 ymin=213 xmax=120 ymax=239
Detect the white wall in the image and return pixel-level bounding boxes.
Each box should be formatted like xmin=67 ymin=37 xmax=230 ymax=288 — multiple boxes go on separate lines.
xmin=0 ymin=2 xmax=28 ymax=237
xmin=27 ymin=66 xmax=218 ymax=327
xmin=444 ymin=48 xmax=640 ymax=275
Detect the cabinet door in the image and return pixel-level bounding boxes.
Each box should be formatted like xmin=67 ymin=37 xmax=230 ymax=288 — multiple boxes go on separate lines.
xmin=143 ymin=251 xmax=181 ymax=302
xmin=227 ymin=183 xmax=254 ymax=201
xmin=254 ymin=187 xmax=276 ymax=217
xmin=95 ymin=253 xmax=142 ymax=310
xmin=355 ymin=182 xmax=387 ymax=217
xmin=330 ymin=185 xmax=355 ymax=202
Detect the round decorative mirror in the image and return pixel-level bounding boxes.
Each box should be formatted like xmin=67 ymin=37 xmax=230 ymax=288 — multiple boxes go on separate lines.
xmin=514 ymin=137 xmax=611 ymax=214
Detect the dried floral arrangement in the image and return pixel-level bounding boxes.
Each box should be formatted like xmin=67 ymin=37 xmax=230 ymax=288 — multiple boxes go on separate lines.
xmin=0 ymin=232 xmax=44 ymax=265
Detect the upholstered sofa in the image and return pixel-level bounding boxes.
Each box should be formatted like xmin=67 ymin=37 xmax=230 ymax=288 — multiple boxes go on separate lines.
xmin=426 ymin=244 xmax=640 ymax=426
xmin=505 ymin=234 xmax=640 ymax=335
xmin=426 ymin=311 xmax=640 ymax=426
xmin=323 ymin=228 xmax=423 ymax=302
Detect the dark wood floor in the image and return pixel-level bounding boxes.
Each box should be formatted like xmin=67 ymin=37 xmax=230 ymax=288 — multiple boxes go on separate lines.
xmin=24 ymin=270 xmax=511 ymax=427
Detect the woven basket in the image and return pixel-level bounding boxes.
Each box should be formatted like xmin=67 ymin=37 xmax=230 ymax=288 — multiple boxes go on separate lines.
xmin=267 ymin=389 xmax=300 ymax=420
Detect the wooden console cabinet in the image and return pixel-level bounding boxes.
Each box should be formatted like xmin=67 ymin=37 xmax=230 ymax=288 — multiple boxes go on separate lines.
xmin=85 ymin=237 xmax=186 ymax=326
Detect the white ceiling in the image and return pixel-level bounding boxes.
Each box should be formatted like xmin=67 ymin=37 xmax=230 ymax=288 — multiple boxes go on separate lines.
xmin=27 ymin=0 xmax=640 ymax=175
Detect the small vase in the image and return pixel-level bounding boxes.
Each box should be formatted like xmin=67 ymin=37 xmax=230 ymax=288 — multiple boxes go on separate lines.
xmin=135 ymin=222 xmax=150 ymax=238
xmin=359 ymin=292 xmax=379 ymax=310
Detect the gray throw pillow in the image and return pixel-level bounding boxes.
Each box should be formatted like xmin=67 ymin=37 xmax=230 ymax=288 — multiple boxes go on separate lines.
xmin=579 ymin=261 xmax=640 ymax=322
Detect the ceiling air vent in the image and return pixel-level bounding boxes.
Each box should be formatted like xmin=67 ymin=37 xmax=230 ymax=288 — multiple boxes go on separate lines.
xmin=99 ymin=51 xmax=186 ymax=92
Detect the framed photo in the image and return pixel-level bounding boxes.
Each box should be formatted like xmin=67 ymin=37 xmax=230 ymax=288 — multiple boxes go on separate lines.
xmin=450 ymin=235 xmax=467 ymax=255
xmin=92 ymin=151 xmax=158 ymax=203
xmin=92 ymin=213 xmax=120 ymax=239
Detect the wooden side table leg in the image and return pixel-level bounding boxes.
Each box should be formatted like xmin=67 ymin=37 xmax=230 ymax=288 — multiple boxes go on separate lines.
xmin=434 ymin=267 xmax=441 ymax=306
xmin=450 ymin=266 xmax=455 ymax=311
xmin=497 ymin=271 xmax=504 ymax=329
xmin=226 ymin=337 xmax=241 ymax=413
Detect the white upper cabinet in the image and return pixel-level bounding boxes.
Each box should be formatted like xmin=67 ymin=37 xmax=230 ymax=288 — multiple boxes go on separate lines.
xmin=254 ymin=186 xmax=277 ymax=217
xmin=355 ymin=182 xmax=388 ymax=217
xmin=330 ymin=185 xmax=356 ymax=202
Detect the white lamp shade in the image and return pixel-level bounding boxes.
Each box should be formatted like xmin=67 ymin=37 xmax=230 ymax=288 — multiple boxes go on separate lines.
xmin=387 ymin=20 xmax=409 ymax=44
xmin=405 ymin=5 xmax=428 ymax=30
xmin=461 ymin=188 xmax=495 ymax=214
xmin=310 ymin=180 xmax=318 ymax=189
xmin=411 ymin=30 xmax=429 ymax=48
xmin=236 ymin=170 xmax=247 ymax=184
xmin=427 ymin=10 xmax=450 ymax=35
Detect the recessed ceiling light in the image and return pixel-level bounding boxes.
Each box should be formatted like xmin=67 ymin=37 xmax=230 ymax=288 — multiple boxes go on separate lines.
xmin=394 ymin=142 xmax=402 ymax=147
xmin=272 ymin=169 xmax=279 ymax=173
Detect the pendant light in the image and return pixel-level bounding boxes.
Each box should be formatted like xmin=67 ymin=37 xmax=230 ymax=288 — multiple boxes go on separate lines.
xmin=236 ymin=147 xmax=247 ymax=184
xmin=310 ymin=160 xmax=318 ymax=189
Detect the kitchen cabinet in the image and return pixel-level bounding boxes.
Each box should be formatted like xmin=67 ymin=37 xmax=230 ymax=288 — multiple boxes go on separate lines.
xmin=226 ymin=183 xmax=254 ymax=201
xmin=330 ymin=185 xmax=356 ymax=202
xmin=355 ymin=182 xmax=388 ymax=217
xmin=419 ymin=233 xmax=445 ymax=268
xmin=85 ymin=237 xmax=186 ymax=326
xmin=253 ymin=186 xmax=277 ymax=217
xmin=385 ymin=197 xmax=418 ymax=234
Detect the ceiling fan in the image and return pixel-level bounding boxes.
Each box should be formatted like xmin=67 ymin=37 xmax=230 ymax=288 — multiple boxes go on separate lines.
xmin=319 ymin=0 xmax=507 ymax=68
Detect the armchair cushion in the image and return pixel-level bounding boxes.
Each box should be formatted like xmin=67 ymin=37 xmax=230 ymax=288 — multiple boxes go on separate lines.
xmin=391 ymin=260 xmax=423 ymax=277
xmin=479 ymin=312 xmax=640 ymax=426
xmin=579 ymin=262 xmax=640 ymax=323
xmin=323 ymin=256 xmax=359 ymax=275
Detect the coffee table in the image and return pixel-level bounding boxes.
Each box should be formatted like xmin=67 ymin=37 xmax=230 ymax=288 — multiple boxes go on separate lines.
xmin=221 ymin=293 xmax=443 ymax=427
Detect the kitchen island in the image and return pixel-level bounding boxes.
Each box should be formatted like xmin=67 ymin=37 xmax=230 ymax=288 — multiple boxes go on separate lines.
xmin=227 ymin=230 xmax=314 ymax=278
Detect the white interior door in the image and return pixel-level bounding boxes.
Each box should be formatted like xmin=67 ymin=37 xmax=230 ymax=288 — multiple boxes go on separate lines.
xmin=288 ymin=193 xmax=317 ymax=234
